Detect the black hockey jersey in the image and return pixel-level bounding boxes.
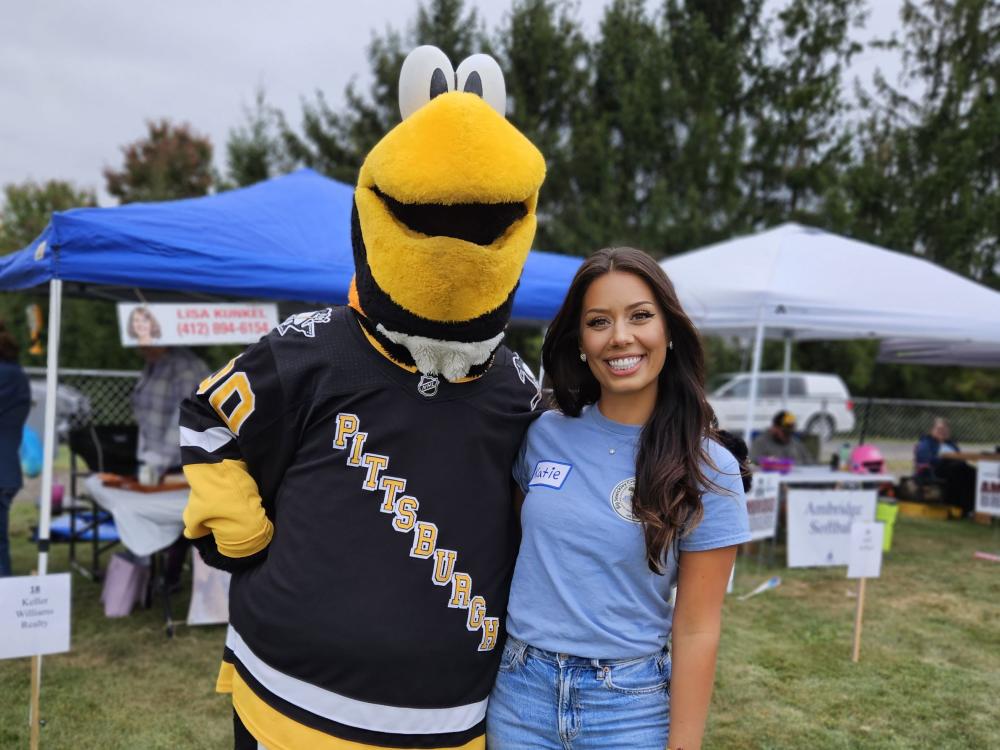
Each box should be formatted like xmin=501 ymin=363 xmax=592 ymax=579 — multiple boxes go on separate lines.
xmin=180 ymin=306 xmax=541 ymax=749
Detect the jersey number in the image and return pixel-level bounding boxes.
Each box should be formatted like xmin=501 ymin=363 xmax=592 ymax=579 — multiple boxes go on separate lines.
xmin=198 ymin=357 xmax=255 ymax=435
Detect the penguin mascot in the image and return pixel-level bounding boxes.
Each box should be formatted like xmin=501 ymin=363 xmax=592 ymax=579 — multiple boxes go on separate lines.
xmin=179 ymin=45 xmax=546 ymax=750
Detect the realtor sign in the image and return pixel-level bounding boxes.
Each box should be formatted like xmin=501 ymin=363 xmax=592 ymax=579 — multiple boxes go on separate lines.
xmin=117 ymin=302 xmax=279 ymax=347
xmin=975 ymin=461 xmax=1000 ymax=517
xmin=786 ymin=489 xmax=877 ymax=568
xmin=0 ymin=574 xmax=71 ymax=660
xmin=847 ymin=522 xmax=885 ymax=579
xmin=747 ymin=473 xmax=780 ymax=542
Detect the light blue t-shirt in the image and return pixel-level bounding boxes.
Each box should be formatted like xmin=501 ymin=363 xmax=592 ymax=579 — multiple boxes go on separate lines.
xmin=507 ymin=405 xmax=750 ymax=658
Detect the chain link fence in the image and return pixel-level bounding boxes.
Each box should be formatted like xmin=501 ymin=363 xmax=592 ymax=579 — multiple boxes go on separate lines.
xmin=25 ymin=367 xmax=139 ymax=441
xmin=847 ymin=398 xmax=1000 ymax=448
xmin=23 ymin=368 xmax=1000 ymax=452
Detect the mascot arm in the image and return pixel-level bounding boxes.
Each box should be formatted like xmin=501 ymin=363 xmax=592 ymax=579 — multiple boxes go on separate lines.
xmin=179 ymin=338 xmax=290 ymax=572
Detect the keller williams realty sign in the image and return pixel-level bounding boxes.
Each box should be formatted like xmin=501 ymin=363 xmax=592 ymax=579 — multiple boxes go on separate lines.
xmin=117 ymin=302 xmax=279 ymax=347
xmin=975 ymin=461 xmax=1000 ymax=517
xmin=786 ymin=489 xmax=877 ymax=568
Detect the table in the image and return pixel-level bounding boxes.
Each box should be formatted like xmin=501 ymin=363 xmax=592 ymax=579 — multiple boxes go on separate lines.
xmin=83 ymin=474 xmax=188 ymax=557
xmin=82 ymin=474 xmax=229 ymax=632
xmin=939 ymin=452 xmax=1000 ymax=463
xmin=770 ymin=466 xmax=897 ymax=487
xmin=747 ymin=467 xmax=897 ymax=562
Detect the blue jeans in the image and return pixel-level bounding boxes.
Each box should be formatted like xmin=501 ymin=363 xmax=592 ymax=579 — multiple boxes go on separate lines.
xmin=0 ymin=488 xmax=15 ymax=577
xmin=487 ymin=636 xmax=670 ymax=749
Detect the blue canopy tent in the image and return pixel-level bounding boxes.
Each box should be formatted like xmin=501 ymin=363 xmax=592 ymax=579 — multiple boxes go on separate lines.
xmin=0 ymin=167 xmax=582 ymax=586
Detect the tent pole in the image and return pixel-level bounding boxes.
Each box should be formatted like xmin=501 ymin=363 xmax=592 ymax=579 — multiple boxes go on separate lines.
xmin=36 ymin=278 xmax=62 ymax=575
xmin=30 ymin=278 xmax=62 ymax=734
xmin=858 ymin=360 xmax=879 ymax=445
xmin=743 ymin=313 xmax=765 ymax=443
xmin=781 ymin=331 xmax=792 ymax=408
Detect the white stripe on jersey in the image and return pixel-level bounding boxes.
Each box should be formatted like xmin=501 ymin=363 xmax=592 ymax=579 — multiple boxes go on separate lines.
xmin=225 ymin=626 xmax=488 ymax=735
xmin=180 ymin=425 xmax=236 ymax=452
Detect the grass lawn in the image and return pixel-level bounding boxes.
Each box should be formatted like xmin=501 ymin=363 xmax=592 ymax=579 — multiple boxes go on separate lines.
xmin=2 ymin=498 xmax=998 ymax=749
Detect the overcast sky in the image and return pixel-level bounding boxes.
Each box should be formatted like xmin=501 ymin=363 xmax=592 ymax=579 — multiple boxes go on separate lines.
xmin=1 ymin=0 xmax=904 ymax=206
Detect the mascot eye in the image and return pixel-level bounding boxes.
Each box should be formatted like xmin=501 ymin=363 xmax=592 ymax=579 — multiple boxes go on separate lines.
xmin=456 ymin=54 xmax=506 ymax=117
xmin=398 ymin=45 xmax=455 ymax=120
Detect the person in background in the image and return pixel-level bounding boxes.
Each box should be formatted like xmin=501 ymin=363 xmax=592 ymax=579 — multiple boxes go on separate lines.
xmin=915 ymin=417 xmax=976 ymax=515
xmin=132 ymin=346 xmax=210 ymax=480
xmin=716 ymin=429 xmax=753 ymax=493
xmin=749 ymin=410 xmax=813 ymax=465
xmin=131 ymin=345 xmax=209 ymax=588
xmin=0 ymin=323 xmax=31 ymax=577
xmin=487 ymin=247 xmax=750 ymax=749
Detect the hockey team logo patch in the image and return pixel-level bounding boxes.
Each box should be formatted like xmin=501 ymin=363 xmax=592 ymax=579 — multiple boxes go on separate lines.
xmin=511 ymin=353 xmax=542 ymax=410
xmin=528 ymin=461 xmax=572 ymax=490
xmin=610 ymin=477 xmax=639 ymax=523
xmin=277 ymin=308 xmax=333 ymax=338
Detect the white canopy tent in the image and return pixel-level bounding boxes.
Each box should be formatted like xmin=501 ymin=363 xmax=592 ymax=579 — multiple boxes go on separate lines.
xmin=660 ymin=223 xmax=1000 ymax=438
xmin=878 ymin=338 xmax=1000 ymax=368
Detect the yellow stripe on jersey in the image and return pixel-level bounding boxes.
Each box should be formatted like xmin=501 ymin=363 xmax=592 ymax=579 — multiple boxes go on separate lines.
xmin=182 ymin=459 xmax=273 ymax=557
xmin=231 ymin=672 xmax=485 ymax=750
xmin=217 ymin=660 xmax=236 ymax=693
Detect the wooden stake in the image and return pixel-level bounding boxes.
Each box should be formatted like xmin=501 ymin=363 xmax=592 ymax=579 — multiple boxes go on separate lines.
xmin=851 ymin=577 xmax=867 ymax=663
xmin=29 ymin=568 xmax=41 ymax=749
xmin=29 ymin=655 xmax=41 ymax=749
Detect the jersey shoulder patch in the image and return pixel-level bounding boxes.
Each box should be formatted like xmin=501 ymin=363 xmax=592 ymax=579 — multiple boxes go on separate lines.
xmin=498 ymin=348 xmax=543 ymax=411
xmin=276 ymin=308 xmax=334 ymax=338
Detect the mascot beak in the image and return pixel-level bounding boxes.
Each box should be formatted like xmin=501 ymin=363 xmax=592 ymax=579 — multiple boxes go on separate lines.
xmin=354 ymin=89 xmax=546 ymax=325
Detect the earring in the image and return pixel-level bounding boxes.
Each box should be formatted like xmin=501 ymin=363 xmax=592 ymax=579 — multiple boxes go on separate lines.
xmin=668 ymin=341 xmax=674 ymax=350
xmin=579 ymin=352 xmax=587 ymax=362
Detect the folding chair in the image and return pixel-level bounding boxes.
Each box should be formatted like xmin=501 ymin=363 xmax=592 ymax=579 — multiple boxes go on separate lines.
xmin=66 ymin=425 xmax=138 ymax=580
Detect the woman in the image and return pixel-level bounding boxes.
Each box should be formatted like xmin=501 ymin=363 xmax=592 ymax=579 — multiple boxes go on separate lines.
xmin=0 ymin=323 xmax=31 ymax=577
xmin=487 ymin=247 xmax=750 ymax=749
xmin=127 ymin=306 xmax=161 ymax=346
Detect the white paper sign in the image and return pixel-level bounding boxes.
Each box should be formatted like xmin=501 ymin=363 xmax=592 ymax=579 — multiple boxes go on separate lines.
xmin=975 ymin=461 xmax=1000 ymax=517
xmin=0 ymin=574 xmax=71 ymax=659
xmin=747 ymin=473 xmax=781 ymax=541
xmin=847 ymin=521 xmax=884 ymax=579
xmin=786 ymin=489 xmax=877 ymax=568
xmin=186 ymin=551 xmax=231 ymax=626
xmin=117 ymin=302 xmax=279 ymax=347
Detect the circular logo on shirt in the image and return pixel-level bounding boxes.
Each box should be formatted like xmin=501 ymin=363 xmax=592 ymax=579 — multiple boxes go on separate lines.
xmin=610 ymin=477 xmax=639 ymax=523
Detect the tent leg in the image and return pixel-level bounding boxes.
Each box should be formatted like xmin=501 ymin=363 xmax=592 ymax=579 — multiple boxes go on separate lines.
xmin=29 ymin=278 xmax=62 ymax=738
xmin=858 ymin=362 xmax=879 ymax=446
xmin=36 ymin=278 xmax=62 ymax=576
xmin=781 ymin=332 xmax=792 ymax=408
xmin=743 ymin=316 xmax=765 ymax=443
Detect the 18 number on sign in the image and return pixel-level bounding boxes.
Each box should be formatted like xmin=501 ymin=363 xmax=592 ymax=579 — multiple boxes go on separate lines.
xmin=0 ymin=574 xmax=71 ymax=660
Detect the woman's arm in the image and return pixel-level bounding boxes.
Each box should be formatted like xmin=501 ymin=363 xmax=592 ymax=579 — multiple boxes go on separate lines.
xmin=667 ymin=545 xmax=737 ymax=750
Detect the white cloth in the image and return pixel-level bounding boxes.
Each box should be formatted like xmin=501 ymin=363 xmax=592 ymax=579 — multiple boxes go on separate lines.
xmin=83 ymin=474 xmax=187 ymax=556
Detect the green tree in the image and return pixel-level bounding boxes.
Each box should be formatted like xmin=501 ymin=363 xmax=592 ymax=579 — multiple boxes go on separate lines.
xmin=846 ymin=0 xmax=999 ymax=282
xmin=104 ymin=119 xmax=214 ymax=203
xmin=0 ymin=180 xmax=96 ymax=253
xmin=744 ymin=0 xmax=865 ymax=227
xmin=223 ymin=88 xmax=292 ymax=189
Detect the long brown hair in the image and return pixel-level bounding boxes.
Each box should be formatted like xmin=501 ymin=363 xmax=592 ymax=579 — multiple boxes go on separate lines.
xmin=542 ymin=247 xmax=720 ymax=572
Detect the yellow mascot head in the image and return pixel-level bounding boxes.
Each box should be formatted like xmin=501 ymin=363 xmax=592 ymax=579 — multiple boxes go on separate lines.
xmin=350 ymin=45 xmax=546 ymax=381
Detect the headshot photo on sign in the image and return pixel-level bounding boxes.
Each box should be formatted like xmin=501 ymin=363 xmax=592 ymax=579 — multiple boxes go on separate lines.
xmin=126 ymin=306 xmax=162 ymax=347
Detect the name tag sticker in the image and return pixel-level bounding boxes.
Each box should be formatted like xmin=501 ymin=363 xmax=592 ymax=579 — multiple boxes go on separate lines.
xmin=528 ymin=460 xmax=573 ymax=490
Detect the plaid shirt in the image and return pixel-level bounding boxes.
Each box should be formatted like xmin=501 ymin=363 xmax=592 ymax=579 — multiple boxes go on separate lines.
xmin=131 ymin=348 xmax=210 ymax=471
